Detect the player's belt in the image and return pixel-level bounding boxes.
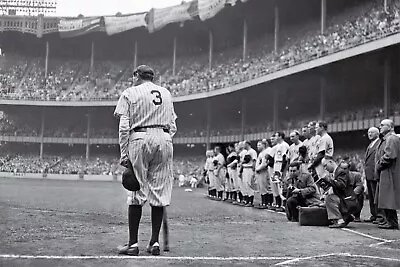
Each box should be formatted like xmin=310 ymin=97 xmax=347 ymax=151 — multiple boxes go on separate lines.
xmin=133 ymin=125 xmax=169 ymax=133
xmin=324 ymin=156 xmax=334 ymax=160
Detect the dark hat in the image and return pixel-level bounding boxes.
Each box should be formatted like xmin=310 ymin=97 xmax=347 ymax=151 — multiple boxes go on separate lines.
xmin=122 ymin=160 xmax=140 ymax=191
xmin=134 ymin=65 xmax=155 ymax=78
xmin=243 ymin=154 xmax=252 ymax=164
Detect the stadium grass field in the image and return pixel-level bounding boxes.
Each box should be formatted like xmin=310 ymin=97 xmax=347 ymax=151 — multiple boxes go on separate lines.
xmin=1 ymin=178 xmax=400 ymax=267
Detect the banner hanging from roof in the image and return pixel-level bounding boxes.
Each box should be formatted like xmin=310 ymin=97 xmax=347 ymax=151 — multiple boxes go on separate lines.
xmin=198 ymin=0 xmax=226 ymax=21
xmin=58 ymin=17 xmax=105 ymax=38
xmin=147 ymin=1 xmax=198 ymax=33
xmin=104 ymin=13 xmax=147 ymax=35
xmin=226 ymin=0 xmax=250 ymax=5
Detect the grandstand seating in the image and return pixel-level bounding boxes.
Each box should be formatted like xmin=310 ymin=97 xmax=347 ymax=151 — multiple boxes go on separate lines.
xmin=0 ymin=0 xmax=399 ymax=101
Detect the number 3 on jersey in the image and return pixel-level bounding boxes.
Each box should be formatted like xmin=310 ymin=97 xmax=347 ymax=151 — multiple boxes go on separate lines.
xmin=151 ymin=90 xmax=163 ymax=105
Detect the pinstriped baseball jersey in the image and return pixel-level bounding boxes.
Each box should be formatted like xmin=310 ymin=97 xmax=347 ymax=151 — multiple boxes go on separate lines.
xmin=288 ymin=141 xmax=303 ymax=162
xmin=114 ymin=81 xmax=177 ymax=134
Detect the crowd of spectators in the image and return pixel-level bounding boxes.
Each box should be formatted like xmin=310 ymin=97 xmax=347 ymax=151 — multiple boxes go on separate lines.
xmin=0 ymin=54 xmax=28 ymax=95
xmin=0 ymin=0 xmax=398 ymax=101
xmin=0 ymin=153 xmax=204 ymax=177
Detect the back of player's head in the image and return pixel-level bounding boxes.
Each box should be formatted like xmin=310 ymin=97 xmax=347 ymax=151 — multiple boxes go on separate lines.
xmin=244 ymin=140 xmax=251 ymax=147
xmin=134 ymin=65 xmax=155 ymax=81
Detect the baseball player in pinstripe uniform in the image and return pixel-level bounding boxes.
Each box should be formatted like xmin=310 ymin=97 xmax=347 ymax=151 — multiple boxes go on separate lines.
xmin=233 ymin=142 xmax=245 ymax=205
xmin=301 ymin=125 xmax=311 ymax=157
xmin=271 ymin=132 xmax=289 ymax=212
xmin=226 ymin=144 xmax=238 ymax=202
xmin=213 ymin=146 xmax=226 ymax=201
xmin=306 ymin=121 xmax=321 ymax=180
xmin=254 ymin=139 xmax=272 ymax=209
xmin=114 ymin=65 xmax=177 ymax=256
xmin=288 ymin=131 xmax=303 ymax=165
xmin=241 ymin=141 xmax=257 ymax=207
xmin=233 ymin=141 xmax=247 ymax=205
xmin=204 ymin=150 xmax=216 ymax=198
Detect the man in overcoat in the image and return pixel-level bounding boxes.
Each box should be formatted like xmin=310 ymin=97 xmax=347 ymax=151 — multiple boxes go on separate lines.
xmin=375 ymin=119 xmax=400 ymax=230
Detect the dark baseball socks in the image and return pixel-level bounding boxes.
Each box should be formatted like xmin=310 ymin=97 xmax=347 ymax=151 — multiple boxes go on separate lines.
xmin=128 ymin=205 xmax=142 ymax=246
xmin=150 ymin=206 xmax=164 ymax=246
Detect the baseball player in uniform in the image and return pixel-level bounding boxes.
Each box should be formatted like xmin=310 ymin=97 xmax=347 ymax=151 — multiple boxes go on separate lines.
xmin=226 ymin=144 xmax=238 ymax=202
xmin=309 ymin=121 xmax=334 ymax=180
xmin=242 ymin=141 xmax=257 ymax=207
xmin=271 ymin=132 xmax=289 ymax=212
xmin=213 ymin=146 xmax=226 ymax=201
xmin=307 ymin=121 xmax=321 ymax=181
xmin=254 ymin=139 xmax=272 ymax=209
xmin=115 ymin=65 xmax=177 ymax=256
xmin=205 ymin=150 xmax=216 ymax=198
xmin=233 ymin=141 xmax=247 ymax=205
xmin=288 ymin=131 xmax=303 ymax=165
xmin=266 ymin=136 xmax=277 ymax=207
xmin=301 ymin=125 xmax=311 ymax=158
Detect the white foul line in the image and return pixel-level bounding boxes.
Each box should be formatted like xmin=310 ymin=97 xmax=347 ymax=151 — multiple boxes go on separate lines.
xmin=340 ymin=228 xmax=393 ymax=243
xmin=276 ymin=253 xmax=341 ymax=266
xmin=0 ymin=254 xmax=293 ymax=261
xmin=260 ymin=203 xmax=394 ymax=244
xmin=276 ymin=253 xmax=400 ymax=266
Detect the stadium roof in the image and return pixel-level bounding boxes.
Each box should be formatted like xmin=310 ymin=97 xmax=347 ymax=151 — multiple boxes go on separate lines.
xmin=56 ymin=0 xmax=190 ymax=17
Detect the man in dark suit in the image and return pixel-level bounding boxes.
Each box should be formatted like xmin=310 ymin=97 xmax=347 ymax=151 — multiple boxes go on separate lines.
xmin=342 ymin=159 xmax=364 ymax=222
xmin=285 ymin=161 xmax=321 ymax=222
xmin=364 ymin=127 xmax=381 ymax=223
xmin=321 ymin=159 xmax=355 ymax=228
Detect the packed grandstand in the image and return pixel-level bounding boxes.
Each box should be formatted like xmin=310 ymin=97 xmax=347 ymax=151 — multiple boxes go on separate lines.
xmin=0 ymin=0 xmax=400 ymax=177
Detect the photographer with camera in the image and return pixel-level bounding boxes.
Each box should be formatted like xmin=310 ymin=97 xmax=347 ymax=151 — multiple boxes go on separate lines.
xmin=319 ymin=158 xmax=355 ymax=228
xmin=285 ymin=162 xmax=321 ymax=222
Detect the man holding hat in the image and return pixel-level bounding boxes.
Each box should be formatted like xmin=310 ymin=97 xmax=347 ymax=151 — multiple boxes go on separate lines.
xmin=114 ymin=65 xmax=177 ymax=255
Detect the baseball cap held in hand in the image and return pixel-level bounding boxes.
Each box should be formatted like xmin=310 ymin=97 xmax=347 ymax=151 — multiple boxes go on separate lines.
xmin=122 ymin=160 xmax=140 ymax=191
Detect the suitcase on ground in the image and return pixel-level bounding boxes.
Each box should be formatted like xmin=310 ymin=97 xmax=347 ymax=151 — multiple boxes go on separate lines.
xmin=298 ymin=206 xmax=329 ymax=226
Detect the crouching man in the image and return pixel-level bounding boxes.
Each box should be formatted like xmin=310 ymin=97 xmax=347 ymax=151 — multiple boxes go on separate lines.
xmin=319 ymin=158 xmax=356 ymax=228
xmin=285 ymin=161 xmax=321 ymax=222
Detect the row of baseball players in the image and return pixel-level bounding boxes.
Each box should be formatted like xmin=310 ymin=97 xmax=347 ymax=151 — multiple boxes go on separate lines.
xmin=203 ymin=121 xmax=333 ymax=211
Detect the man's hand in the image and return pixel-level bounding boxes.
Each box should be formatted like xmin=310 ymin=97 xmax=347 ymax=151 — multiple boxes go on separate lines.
xmin=292 ymin=188 xmax=301 ymax=194
xmin=120 ymin=155 xmax=129 ymax=168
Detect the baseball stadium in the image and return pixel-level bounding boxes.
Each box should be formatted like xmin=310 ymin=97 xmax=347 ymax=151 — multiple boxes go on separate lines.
xmin=1 ymin=0 xmax=400 ymax=266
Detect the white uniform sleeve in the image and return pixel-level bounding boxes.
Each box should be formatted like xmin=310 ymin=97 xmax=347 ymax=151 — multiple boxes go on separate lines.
xmin=115 ymin=92 xmax=131 ymax=160
xmin=169 ymin=108 xmax=178 ymax=138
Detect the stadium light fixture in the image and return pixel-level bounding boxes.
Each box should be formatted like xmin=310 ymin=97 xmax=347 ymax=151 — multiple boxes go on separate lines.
xmin=0 ymin=0 xmax=57 ymax=16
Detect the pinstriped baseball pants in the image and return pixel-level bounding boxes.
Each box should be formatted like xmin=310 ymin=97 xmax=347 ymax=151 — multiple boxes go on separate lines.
xmin=126 ymin=129 xmax=174 ymax=207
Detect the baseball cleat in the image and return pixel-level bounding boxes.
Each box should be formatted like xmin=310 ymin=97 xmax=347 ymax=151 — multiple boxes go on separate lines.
xmin=147 ymin=242 xmax=160 ymax=255
xmin=118 ymin=243 xmax=139 ymax=256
